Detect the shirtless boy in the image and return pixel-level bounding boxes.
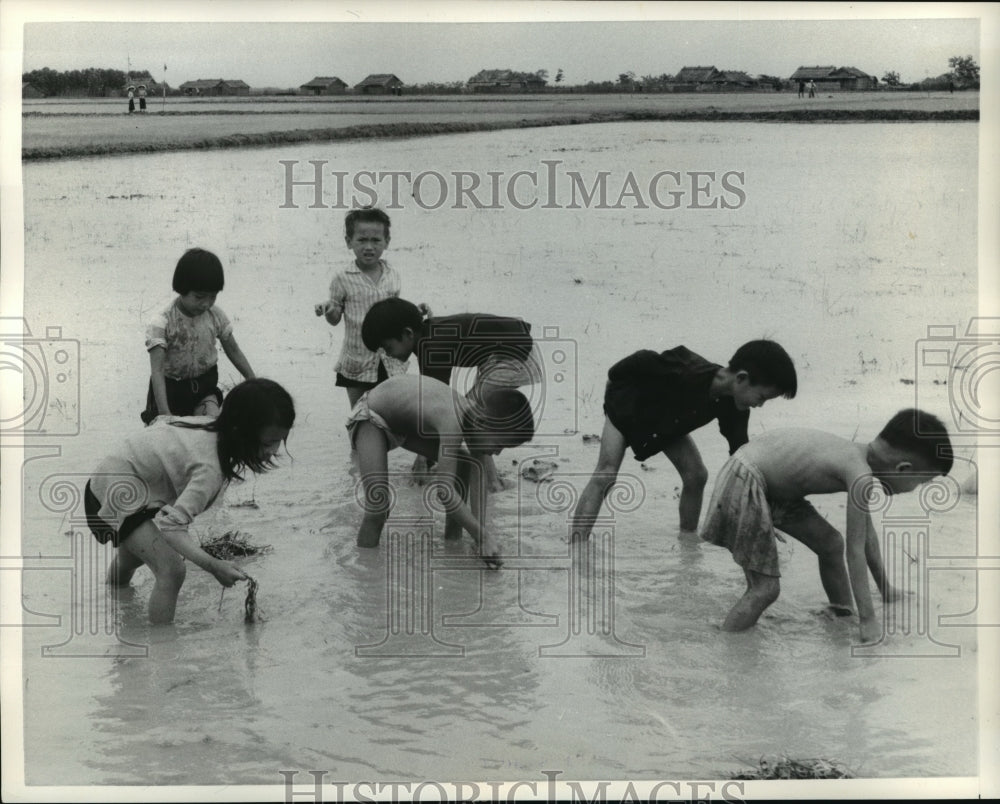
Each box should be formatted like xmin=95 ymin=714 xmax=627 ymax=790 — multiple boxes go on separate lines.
xmin=362 ymin=296 xmax=541 ymax=490
xmin=700 ymin=408 xmax=953 ymax=643
xmin=347 ymin=373 xmax=535 ymax=567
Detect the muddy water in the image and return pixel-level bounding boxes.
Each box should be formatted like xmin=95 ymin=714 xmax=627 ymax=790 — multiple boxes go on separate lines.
xmin=18 ymin=121 xmax=980 ymax=785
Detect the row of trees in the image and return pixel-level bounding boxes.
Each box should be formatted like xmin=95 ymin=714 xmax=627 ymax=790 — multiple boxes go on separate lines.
xmin=22 ymin=66 xmax=158 ymax=97
xmin=882 ymin=55 xmax=980 ymax=90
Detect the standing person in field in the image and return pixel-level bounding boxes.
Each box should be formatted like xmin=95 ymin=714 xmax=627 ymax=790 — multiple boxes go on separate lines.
xmin=126 ymin=85 xmax=135 ymax=113
xmin=87 ymin=378 xmax=295 ymax=624
xmin=361 ymin=297 xmax=542 ymax=490
xmin=137 ymin=84 xmax=147 ymax=112
xmin=141 ymin=248 xmax=256 ymax=424
xmin=808 ymin=80 xmax=817 ymax=98
xmin=700 ymin=409 xmax=953 ymax=644
xmin=570 ymin=341 xmax=797 ymax=544
xmin=315 ymin=207 xmax=417 ymax=409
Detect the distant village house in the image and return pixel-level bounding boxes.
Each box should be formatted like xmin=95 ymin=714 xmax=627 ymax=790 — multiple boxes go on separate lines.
xmin=179 ymin=78 xmax=251 ymax=97
xmin=467 ymin=69 xmax=547 ymax=93
xmin=670 ymin=66 xmax=758 ymax=92
xmin=790 ymin=66 xmax=876 ymax=91
xmin=118 ymin=73 xmax=165 ymax=98
xmin=300 ymin=76 xmax=348 ymax=95
xmin=354 ymin=74 xmax=404 ymax=95
xmin=22 ymin=82 xmax=44 ymax=99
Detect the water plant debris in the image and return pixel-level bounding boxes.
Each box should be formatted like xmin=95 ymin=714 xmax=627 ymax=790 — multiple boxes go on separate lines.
xmin=201 ymin=530 xmax=271 ymax=560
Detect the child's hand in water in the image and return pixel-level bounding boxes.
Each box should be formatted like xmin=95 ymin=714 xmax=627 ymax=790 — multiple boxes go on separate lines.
xmin=480 ymin=533 xmax=503 ymax=570
xmin=482 ymin=553 xmax=503 ymax=570
xmin=859 ymin=616 xmax=882 ymax=645
xmin=210 ymin=560 xmax=248 ymax=587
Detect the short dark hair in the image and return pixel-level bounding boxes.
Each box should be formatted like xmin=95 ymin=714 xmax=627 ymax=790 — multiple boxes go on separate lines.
xmin=362 ymin=297 xmax=423 ymax=352
xmin=345 ymin=207 xmax=391 ymax=239
xmin=463 ymin=389 xmax=535 ymax=450
xmin=172 ymin=248 xmax=224 ymax=295
xmin=728 ymin=340 xmax=797 ymax=398
xmin=879 ymin=408 xmax=953 ymax=475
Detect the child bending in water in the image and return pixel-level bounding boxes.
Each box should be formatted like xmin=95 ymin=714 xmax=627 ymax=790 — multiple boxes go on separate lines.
xmin=362 ymin=296 xmax=541 ymax=490
xmin=572 ymin=340 xmax=797 ymax=543
xmin=347 ymin=374 xmax=534 ymax=567
xmin=88 ymin=378 xmax=295 ymax=623
xmin=700 ymin=408 xmax=953 ymax=643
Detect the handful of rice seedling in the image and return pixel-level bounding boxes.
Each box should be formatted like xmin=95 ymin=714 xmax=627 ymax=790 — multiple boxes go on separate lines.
xmin=244 ymin=575 xmax=261 ymax=623
xmin=217 ymin=575 xmax=264 ymax=623
xmin=201 ymin=530 xmax=271 ymax=560
xmin=728 ymin=755 xmax=855 ymax=780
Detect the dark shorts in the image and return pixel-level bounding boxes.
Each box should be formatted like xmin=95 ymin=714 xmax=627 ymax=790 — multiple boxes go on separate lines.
xmin=84 ymin=481 xmax=160 ymax=547
xmin=603 ymin=403 xmax=672 ymax=462
xmin=335 ymin=360 xmax=389 ymax=389
xmin=141 ymin=364 xmax=222 ymax=424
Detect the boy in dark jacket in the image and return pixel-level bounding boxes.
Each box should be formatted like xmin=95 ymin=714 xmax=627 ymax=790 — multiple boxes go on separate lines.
xmin=571 ymin=341 xmax=797 ymax=542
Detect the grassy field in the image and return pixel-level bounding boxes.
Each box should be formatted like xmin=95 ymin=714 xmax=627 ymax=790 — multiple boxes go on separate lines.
xmin=22 ymin=91 xmax=978 ymax=159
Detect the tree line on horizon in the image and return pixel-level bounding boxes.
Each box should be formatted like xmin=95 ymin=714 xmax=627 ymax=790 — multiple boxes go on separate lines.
xmin=23 ymin=56 xmax=980 ymax=98
xmin=22 ymin=66 xmax=159 ymax=97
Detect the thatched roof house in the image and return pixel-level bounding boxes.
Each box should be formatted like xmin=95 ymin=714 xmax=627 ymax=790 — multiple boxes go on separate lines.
xmin=467 ymin=69 xmax=547 ymax=93
xmin=790 ymin=66 xmax=875 ymax=91
xmin=179 ymin=78 xmax=250 ymax=96
xmin=355 ymin=74 xmax=403 ymax=94
xmin=713 ymin=70 xmax=758 ymax=90
xmin=671 ymin=66 xmax=721 ymax=91
xmin=671 ymin=66 xmax=757 ymax=91
xmin=300 ymin=76 xmax=348 ymax=95
xmin=22 ymin=82 xmax=44 ymax=99
xmin=674 ymin=66 xmax=721 ymax=84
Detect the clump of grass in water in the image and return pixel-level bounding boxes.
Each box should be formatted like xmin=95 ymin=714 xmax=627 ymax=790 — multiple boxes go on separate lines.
xmin=201 ymin=530 xmax=271 ymax=560
xmin=728 ymin=755 xmax=855 ymax=780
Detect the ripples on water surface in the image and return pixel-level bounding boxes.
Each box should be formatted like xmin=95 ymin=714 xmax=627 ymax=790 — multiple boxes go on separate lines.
xmin=18 ymin=121 xmax=981 ymax=786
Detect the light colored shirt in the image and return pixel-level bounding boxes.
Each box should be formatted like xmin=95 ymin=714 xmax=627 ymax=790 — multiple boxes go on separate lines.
xmin=327 ymin=260 xmax=406 ymax=382
xmin=90 ymin=417 xmax=226 ymax=536
xmin=145 ymin=298 xmax=233 ymax=380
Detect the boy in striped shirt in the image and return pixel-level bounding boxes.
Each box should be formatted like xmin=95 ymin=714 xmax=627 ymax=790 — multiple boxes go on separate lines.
xmin=315 ymin=207 xmax=409 ymax=408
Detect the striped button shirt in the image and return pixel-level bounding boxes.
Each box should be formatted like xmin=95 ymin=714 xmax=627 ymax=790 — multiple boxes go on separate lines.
xmin=327 ymin=260 xmax=407 ymax=382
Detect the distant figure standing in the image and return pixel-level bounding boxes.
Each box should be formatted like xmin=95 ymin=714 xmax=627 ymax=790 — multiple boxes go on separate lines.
xmin=138 ymin=84 xmax=147 ymax=112
xmin=807 ymin=80 xmax=816 ymax=98
xmin=127 ymin=85 xmax=135 ymax=113
xmin=798 ymin=80 xmax=805 ymax=98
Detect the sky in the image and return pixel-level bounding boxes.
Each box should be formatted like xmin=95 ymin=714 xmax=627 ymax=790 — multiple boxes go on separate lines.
xmin=12 ymin=1 xmax=985 ymax=88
